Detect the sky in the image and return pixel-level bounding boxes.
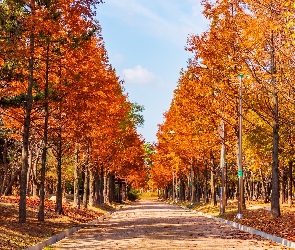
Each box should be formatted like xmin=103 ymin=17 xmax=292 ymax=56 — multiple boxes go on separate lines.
xmin=95 ymin=1 xmax=209 ymax=144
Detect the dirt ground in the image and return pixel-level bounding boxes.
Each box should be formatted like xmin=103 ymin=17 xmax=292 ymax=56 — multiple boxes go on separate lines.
xmin=51 ymin=199 xmax=291 ymax=250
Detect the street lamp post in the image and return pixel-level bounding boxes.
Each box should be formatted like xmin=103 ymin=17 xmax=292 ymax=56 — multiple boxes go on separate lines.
xmin=237 ymin=73 xmax=243 ymax=219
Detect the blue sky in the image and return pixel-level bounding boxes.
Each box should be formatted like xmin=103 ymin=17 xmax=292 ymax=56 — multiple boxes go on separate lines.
xmin=96 ymin=1 xmax=209 ymax=144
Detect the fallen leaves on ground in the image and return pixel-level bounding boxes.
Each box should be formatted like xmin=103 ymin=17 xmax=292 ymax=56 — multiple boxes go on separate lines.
xmin=0 ymin=196 xmax=114 ymax=250
xmin=187 ymin=200 xmax=295 ymax=243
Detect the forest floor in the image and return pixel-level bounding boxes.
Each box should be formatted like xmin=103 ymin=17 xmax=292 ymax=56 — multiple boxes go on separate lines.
xmin=0 ymin=196 xmax=294 ymax=249
xmin=0 ymin=195 xmax=117 ymax=249
xmin=183 ymin=199 xmax=295 ymax=243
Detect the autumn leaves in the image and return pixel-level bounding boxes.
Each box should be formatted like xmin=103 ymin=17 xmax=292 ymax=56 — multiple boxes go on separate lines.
xmin=151 ymin=0 xmax=294 ymax=217
xmin=0 ymin=0 xmax=145 ymax=222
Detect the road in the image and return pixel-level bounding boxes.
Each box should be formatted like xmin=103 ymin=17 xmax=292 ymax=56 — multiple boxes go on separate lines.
xmin=51 ymin=199 xmax=289 ymax=249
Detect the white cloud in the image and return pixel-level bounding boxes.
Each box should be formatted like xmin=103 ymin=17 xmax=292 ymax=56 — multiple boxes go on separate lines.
xmin=122 ymin=65 xmax=156 ymax=85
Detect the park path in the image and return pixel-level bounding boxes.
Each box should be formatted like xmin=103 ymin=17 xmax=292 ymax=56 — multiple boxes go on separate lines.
xmin=51 ymin=199 xmax=289 ymax=250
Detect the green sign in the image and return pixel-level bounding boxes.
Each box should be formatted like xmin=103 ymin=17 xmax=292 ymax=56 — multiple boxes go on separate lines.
xmin=238 ymin=170 xmax=243 ymax=177
xmin=190 ymin=181 xmax=194 ymax=186
xmin=175 ymin=186 xmax=179 ymax=191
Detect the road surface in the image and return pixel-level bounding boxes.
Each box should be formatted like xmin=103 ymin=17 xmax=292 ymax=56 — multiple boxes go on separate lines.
xmin=51 ymin=199 xmax=289 ymax=249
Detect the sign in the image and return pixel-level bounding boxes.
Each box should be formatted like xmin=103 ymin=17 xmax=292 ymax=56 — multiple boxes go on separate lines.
xmin=238 ymin=170 xmax=243 ymax=177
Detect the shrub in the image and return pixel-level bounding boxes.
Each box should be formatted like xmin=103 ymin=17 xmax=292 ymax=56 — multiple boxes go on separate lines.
xmin=128 ymin=189 xmax=140 ymax=201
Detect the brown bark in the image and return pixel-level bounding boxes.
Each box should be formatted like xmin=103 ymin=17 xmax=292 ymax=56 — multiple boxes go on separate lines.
xmin=73 ymin=144 xmax=80 ymax=208
xmin=270 ymin=29 xmax=280 ymax=218
xmin=38 ymin=42 xmax=50 ymax=221
xmin=1 ymin=138 xmax=9 ymax=195
xmin=19 ymin=14 xmax=35 ymax=222
xmin=288 ymin=161 xmax=293 ymax=206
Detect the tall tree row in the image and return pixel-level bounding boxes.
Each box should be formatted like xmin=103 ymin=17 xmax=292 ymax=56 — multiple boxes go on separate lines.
xmin=151 ymin=0 xmax=295 ymax=218
xmin=0 ymin=0 xmax=146 ymax=223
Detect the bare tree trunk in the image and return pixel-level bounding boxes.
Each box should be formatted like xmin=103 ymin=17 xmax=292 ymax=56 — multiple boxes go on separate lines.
xmin=55 ymin=126 xmax=63 ymax=214
xmin=89 ymin=168 xmax=96 ymax=206
xmin=288 ymin=161 xmax=293 ymax=206
xmin=82 ymin=152 xmax=89 ymax=209
xmin=19 ymin=19 xmax=35 ymax=223
xmin=108 ymin=173 xmax=115 ymax=203
xmin=1 ymin=138 xmax=9 ymax=195
xmin=204 ymin=166 xmax=209 ymax=203
xmin=103 ymin=171 xmax=109 ymax=203
xmin=190 ymin=163 xmax=196 ymax=203
xmin=210 ymin=154 xmax=217 ymax=206
xmin=196 ymin=166 xmax=201 ymax=203
xmin=280 ymin=167 xmax=285 ymax=204
xmin=26 ymin=149 xmax=33 ymax=196
xmin=270 ymin=30 xmax=280 ymax=218
xmin=73 ymin=144 xmax=80 ymax=208
xmin=4 ymin=166 xmax=21 ymax=196
xmin=38 ymin=42 xmax=50 ymax=221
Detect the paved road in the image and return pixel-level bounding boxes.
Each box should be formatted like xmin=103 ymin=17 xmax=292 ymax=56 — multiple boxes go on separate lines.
xmin=51 ymin=199 xmax=289 ymax=249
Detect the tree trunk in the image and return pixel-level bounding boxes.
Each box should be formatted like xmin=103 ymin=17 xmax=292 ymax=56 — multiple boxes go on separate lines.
xmin=19 ymin=22 xmax=35 ymax=223
xmin=89 ymin=168 xmax=96 ymax=206
xmin=4 ymin=166 xmax=21 ymax=196
xmin=73 ymin=144 xmax=80 ymax=208
xmin=288 ymin=161 xmax=293 ymax=206
xmin=1 ymin=138 xmax=9 ymax=195
xmin=98 ymin=166 xmax=104 ymax=204
xmin=94 ymin=170 xmax=100 ymax=204
xmin=211 ymin=166 xmax=217 ymax=206
xmin=190 ymin=163 xmax=196 ymax=203
xmin=82 ymin=153 xmax=89 ymax=209
xmin=204 ymin=166 xmax=209 ymax=203
xmin=280 ymin=167 xmax=285 ymax=204
xmin=108 ymin=173 xmax=115 ymax=203
xmin=38 ymin=42 xmax=50 ymax=221
xmin=270 ymin=30 xmax=280 ymax=218
xmin=55 ymin=126 xmax=63 ymax=214
xmin=103 ymin=171 xmax=109 ymax=203
xmin=196 ymin=166 xmax=200 ymax=203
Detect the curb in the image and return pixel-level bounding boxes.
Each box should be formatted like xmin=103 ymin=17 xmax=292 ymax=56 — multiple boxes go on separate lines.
xmin=26 ymin=211 xmax=112 ymax=250
xmin=188 ymin=208 xmax=295 ymax=249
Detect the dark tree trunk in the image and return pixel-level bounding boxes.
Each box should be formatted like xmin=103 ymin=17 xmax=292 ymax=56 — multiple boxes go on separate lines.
xmin=19 ymin=25 xmax=35 ymax=223
xmin=288 ymin=161 xmax=293 ymax=206
xmin=82 ymin=152 xmax=89 ymax=209
xmin=196 ymin=166 xmax=200 ymax=203
xmin=4 ymin=166 xmax=21 ymax=196
xmin=270 ymin=30 xmax=280 ymax=218
xmin=108 ymin=173 xmax=115 ymax=203
xmin=179 ymin=178 xmax=185 ymax=201
xmin=38 ymin=42 xmax=50 ymax=222
xmin=203 ymin=166 xmax=209 ymax=204
xmin=55 ymin=126 xmax=63 ymax=215
xmin=280 ymin=167 xmax=285 ymax=204
xmin=89 ymin=168 xmax=96 ymax=206
xmin=211 ymin=167 xmax=217 ymax=206
xmin=1 ymin=138 xmax=9 ymax=195
xmin=190 ymin=162 xmax=196 ymax=203
xmin=73 ymin=144 xmax=80 ymax=208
